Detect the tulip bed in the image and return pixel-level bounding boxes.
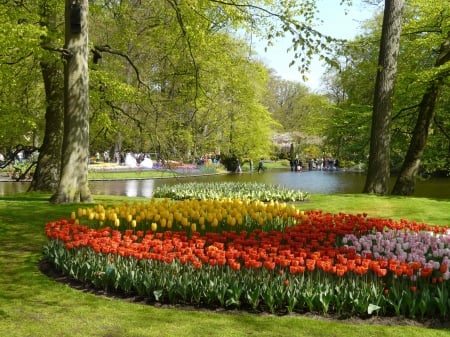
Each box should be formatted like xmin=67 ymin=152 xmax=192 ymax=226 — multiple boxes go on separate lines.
xmin=43 ymin=198 xmax=450 ymax=320
xmin=152 ymin=182 xmax=310 ymax=202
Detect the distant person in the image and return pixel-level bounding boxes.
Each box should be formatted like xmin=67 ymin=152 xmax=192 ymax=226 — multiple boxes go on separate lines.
xmin=257 ymin=159 xmax=264 ymax=173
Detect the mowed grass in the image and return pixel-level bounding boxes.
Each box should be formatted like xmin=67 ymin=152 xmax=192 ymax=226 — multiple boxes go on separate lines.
xmin=1 ymin=192 xmax=450 ymax=337
xmin=88 ymin=168 xmax=193 ymax=180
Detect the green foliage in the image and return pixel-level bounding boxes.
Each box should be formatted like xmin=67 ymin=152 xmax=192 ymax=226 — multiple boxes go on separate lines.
xmin=87 ymin=2 xmax=283 ymax=161
xmin=325 ymin=1 xmax=450 ymax=176
xmin=219 ymin=153 xmax=241 ymax=172
xmin=0 ymin=1 xmax=54 ymax=151
xmin=44 ymin=240 xmax=382 ymax=316
xmin=2 ymin=0 xmax=354 ymax=173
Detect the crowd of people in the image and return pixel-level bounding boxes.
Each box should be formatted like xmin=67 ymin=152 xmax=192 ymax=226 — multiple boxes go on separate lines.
xmin=290 ymin=157 xmax=340 ymax=172
xmin=89 ymin=149 xmax=341 ymax=174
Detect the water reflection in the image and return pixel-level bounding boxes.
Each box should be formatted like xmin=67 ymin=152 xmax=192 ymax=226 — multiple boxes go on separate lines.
xmin=0 ymin=181 xmax=29 ymax=195
xmin=88 ymin=170 xmax=450 ymax=199
xmin=1 ymin=170 xmax=449 ymax=199
xmin=90 ymin=179 xmax=155 ymax=198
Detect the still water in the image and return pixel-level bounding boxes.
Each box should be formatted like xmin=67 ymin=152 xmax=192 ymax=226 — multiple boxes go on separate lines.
xmin=1 ymin=170 xmax=448 ymax=199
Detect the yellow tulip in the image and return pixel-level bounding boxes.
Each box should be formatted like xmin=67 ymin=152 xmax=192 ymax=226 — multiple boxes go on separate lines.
xmin=115 ymin=218 xmax=120 ymax=227
xmin=229 ymin=217 xmax=236 ymax=227
xmin=151 ymin=222 xmax=158 ymax=232
xmin=174 ymin=212 xmax=182 ymax=222
xmin=131 ymin=220 xmax=137 ymax=228
xmin=70 ymin=211 xmax=76 ymax=220
xmin=257 ymin=217 xmax=264 ymax=226
xmin=191 ymin=223 xmax=197 ymax=232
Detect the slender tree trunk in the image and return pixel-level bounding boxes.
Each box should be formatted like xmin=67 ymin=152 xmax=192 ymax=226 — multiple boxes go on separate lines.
xmin=392 ymin=33 xmax=450 ymax=195
xmin=391 ymin=84 xmax=439 ymax=195
xmin=51 ymin=0 xmax=92 ymax=203
xmin=29 ymin=60 xmax=63 ymax=191
xmin=363 ymin=0 xmax=403 ymax=195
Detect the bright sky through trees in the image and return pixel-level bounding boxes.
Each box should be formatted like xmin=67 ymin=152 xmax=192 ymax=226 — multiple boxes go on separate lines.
xmin=254 ymin=0 xmax=379 ymax=90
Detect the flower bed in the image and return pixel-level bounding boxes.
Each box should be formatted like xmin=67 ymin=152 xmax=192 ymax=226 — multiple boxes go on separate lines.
xmin=43 ymin=199 xmax=450 ymax=320
xmin=152 ymin=182 xmax=310 ymax=202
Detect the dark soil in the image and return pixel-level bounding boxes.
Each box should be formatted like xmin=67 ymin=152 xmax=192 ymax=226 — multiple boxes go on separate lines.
xmin=39 ymin=258 xmax=450 ymax=329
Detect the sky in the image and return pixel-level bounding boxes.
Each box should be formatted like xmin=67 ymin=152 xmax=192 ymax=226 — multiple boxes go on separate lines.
xmin=252 ymin=0 xmax=381 ymax=91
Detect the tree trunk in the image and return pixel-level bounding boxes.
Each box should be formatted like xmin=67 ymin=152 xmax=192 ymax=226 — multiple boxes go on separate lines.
xmin=392 ymin=32 xmax=450 ymax=195
xmin=391 ymin=84 xmax=439 ymax=195
xmin=363 ymin=0 xmax=403 ymax=195
xmin=51 ymin=0 xmax=92 ymax=203
xmin=29 ymin=60 xmax=64 ymax=192
xmin=29 ymin=3 xmax=64 ymax=192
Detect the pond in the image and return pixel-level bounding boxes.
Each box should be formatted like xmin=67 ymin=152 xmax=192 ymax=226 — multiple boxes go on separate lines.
xmin=1 ymin=169 xmax=449 ymax=199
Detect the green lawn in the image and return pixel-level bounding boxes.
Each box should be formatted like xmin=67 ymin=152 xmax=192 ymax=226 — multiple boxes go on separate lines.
xmin=86 ymin=160 xmax=285 ymax=180
xmin=0 ymin=192 xmax=449 ymax=337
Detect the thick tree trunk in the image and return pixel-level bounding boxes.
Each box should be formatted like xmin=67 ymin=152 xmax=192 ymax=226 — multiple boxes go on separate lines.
xmin=51 ymin=0 xmax=92 ymax=203
xmin=29 ymin=60 xmax=63 ymax=192
xmin=30 ymin=3 xmax=64 ymax=192
xmin=392 ymin=33 xmax=450 ymax=195
xmin=363 ymin=0 xmax=403 ymax=195
xmin=391 ymin=85 xmax=439 ymax=195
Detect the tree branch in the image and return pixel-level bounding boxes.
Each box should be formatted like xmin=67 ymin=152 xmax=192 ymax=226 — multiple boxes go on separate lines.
xmin=93 ymin=45 xmax=148 ymax=89
xmin=392 ymin=103 xmax=420 ymax=120
xmin=41 ymin=45 xmax=72 ymax=58
xmin=434 ymin=115 xmax=450 ymax=141
xmin=166 ymin=0 xmax=200 ymax=122
xmin=2 ymin=51 xmax=34 ymax=65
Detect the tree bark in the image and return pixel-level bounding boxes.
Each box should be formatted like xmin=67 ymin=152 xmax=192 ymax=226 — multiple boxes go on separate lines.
xmin=391 ymin=84 xmax=439 ymax=195
xmin=51 ymin=0 xmax=92 ymax=203
xmin=363 ymin=0 xmax=403 ymax=195
xmin=29 ymin=59 xmax=63 ymax=192
xmin=392 ymin=32 xmax=450 ymax=195
xmin=29 ymin=3 xmax=64 ymax=192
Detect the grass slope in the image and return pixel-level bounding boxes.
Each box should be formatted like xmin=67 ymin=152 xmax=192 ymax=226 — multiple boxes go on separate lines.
xmin=0 ymin=193 xmax=449 ymax=337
